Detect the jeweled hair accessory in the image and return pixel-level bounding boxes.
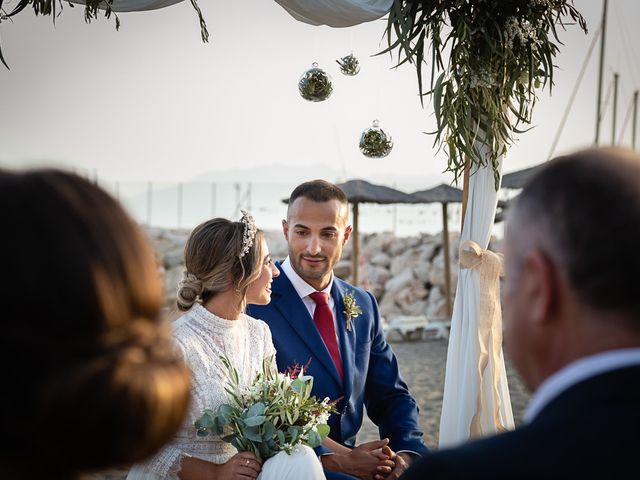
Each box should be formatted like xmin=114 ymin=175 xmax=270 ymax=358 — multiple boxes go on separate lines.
xmin=239 ymin=210 xmax=257 ymax=258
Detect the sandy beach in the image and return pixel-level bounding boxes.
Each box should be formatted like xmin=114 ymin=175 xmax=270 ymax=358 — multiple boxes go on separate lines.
xmin=358 ymin=337 xmax=530 ymax=449
xmin=90 ymin=336 xmax=529 ymax=479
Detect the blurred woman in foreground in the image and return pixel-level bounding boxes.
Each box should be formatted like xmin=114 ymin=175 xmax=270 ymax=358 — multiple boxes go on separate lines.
xmin=0 ymin=170 xmax=191 ymax=479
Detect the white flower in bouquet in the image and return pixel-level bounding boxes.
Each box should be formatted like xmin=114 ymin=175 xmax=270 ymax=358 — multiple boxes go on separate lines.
xmin=195 ymin=356 xmax=336 ymax=460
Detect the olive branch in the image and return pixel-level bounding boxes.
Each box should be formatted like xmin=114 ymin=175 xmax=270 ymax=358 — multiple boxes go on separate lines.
xmin=380 ymin=0 xmax=587 ymax=188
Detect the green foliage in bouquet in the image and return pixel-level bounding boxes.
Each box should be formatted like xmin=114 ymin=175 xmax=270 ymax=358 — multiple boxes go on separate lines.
xmin=381 ymin=0 xmax=587 ymax=187
xmin=298 ymin=64 xmax=333 ymax=102
xmin=0 ymin=0 xmax=209 ymax=69
xmin=195 ymin=356 xmax=335 ymax=460
xmin=336 ymin=53 xmax=360 ymax=76
xmin=359 ymin=122 xmax=393 ymax=158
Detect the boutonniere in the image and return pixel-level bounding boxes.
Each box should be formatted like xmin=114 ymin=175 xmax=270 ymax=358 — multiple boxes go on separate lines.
xmin=343 ymin=290 xmax=362 ymax=332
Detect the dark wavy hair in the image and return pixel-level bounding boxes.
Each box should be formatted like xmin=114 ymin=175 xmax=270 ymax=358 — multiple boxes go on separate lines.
xmin=0 ymin=170 xmax=191 ymax=479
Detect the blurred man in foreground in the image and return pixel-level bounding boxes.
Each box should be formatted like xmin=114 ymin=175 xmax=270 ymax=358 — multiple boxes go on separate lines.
xmin=403 ymin=148 xmax=640 ymax=479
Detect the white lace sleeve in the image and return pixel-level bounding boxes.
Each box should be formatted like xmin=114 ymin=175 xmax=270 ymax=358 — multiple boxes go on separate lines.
xmin=262 ymin=321 xmax=278 ymax=371
xmin=130 ymin=309 xmax=276 ymax=479
xmin=127 ymin=443 xmax=185 ymax=479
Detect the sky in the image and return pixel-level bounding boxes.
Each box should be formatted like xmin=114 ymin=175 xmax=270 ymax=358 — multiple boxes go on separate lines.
xmin=1 ymin=0 xmax=639 ymax=189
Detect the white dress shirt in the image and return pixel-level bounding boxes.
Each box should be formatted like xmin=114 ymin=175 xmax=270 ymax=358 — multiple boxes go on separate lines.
xmin=281 ymin=257 xmax=340 ymax=343
xmin=524 ymin=348 xmax=640 ymax=423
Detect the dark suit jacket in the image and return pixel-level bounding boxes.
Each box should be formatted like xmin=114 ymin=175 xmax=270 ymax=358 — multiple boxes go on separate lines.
xmin=401 ymin=365 xmax=640 ymax=479
xmin=248 ymin=262 xmax=428 ymax=458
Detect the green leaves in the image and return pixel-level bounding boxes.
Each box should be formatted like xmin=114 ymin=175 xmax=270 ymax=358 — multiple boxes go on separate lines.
xmin=298 ymin=65 xmax=334 ymax=102
xmin=359 ymin=124 xmax=394 ymax=158
xmin=217 ymin=404 xmax=235 ymax=424
xmin=247 ymin=402 xmax=266 ymax=418
xmin=194 ymin=409 xmax=223 ymax=437
xmin=195 ymin=355 xmax=336 ymax=460
xmin=0 ymin=0 xmax=210 ymax=69
xmin=316 ymin=423 xmax=330 ymax=438
xmin=336 ymin=54 xmax=361 ymax=76
xmin=306 ymin=429 xmax=322 ymax=448
xmin=383 ymin=0 xmax=587 ymax=186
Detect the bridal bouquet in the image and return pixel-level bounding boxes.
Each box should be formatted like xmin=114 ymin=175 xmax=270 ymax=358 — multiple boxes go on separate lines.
xmin=195 ymin=357 xmax=335 ymax=460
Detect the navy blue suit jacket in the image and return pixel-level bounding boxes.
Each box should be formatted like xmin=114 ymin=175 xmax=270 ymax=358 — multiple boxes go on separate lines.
xmin=248 ymin=262 xmax=427 ymax=458
xmin=401 ymin=365 xmax=640 ymax=479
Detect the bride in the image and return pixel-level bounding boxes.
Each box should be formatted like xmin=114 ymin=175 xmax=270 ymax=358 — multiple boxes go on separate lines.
xmin=127 ymin=212 xmax=325 ymax=480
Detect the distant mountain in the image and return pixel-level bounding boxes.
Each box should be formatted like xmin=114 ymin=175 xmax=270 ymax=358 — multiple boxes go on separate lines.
xmin=191 ymin=163 xmax=345 ymax=184
xmin=190 ymin=163 xmax=450 ymax=190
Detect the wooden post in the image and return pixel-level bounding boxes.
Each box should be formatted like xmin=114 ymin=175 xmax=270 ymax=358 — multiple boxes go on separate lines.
xmin=146 ymin=181 xmax=153 ymax=226
xmin=211 ymin=182 xmax=217 ymax=217
xmin=633 ymin=90 xmax=638 ymax=151
xmin=352 ymin=202 xmax=360 ymax=286
xmin=177 ymin=182 xmax=183 ymax=229
xmin=442 ymin=202 xmax=452 ymax=318
xmin=461 ymin=158 xmax=471 ymax=233
xmin=612 ymin=72 xmax=619 ymax=145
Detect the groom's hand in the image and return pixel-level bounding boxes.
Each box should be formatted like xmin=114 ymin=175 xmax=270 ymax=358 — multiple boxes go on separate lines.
xmin=321 ymin=438 xmax=395 ymax=480
xmin=374 ymin=447 xmax=413 ymax=480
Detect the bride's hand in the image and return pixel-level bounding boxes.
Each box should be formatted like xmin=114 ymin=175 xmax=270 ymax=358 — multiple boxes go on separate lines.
xmin=179 ymin=453 xmax=262 ymax=480
xmin=219 ymin=452 xmax=262 ymax=479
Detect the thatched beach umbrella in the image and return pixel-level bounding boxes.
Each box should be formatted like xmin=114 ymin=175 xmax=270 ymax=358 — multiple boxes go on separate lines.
xmin=492 ymin=165 xmax=542 ymax=222
xmin=411 ymin=184 xmax=463 ymax=318
xmin=336 ymin=180 xmax=416 ymax=286
xmin=501 ymin=165 xmax=542 ymax=189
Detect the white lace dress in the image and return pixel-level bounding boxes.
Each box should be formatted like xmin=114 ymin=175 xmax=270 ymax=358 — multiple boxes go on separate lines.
xmin=126 ymin=304 xmax=324 ymax=480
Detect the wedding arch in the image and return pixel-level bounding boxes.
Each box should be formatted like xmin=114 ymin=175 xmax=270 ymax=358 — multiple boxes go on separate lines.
xmin=1 ymin=0 xmax=587 ymax=447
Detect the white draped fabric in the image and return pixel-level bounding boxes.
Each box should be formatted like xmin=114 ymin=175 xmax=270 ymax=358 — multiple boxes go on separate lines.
xmin=274 ymin=0 xmax=392 ymax=27
xmin=70 ymin=0 xmax=183 ymax=11
xmin=438 ymin=143 xmax=515 ymax=448
xmin=77 ymin=0 xmax=393 ymax=24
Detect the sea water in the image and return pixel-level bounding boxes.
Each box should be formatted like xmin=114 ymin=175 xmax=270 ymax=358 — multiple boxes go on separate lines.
xmin=103 ymin=180 xmax=487 ymax=237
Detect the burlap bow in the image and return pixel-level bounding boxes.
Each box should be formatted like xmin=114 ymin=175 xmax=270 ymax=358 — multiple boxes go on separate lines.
xmin=458 ymin=240 xmax=508 ymax=437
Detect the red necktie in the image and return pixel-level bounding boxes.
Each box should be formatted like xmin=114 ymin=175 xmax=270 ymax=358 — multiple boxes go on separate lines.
xmin=309 ymin=291 xmax=344 ymax=382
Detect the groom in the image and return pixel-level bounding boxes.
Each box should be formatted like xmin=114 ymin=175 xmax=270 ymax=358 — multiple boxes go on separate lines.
xmin=250 ymin=180 xmax=428 ymax=480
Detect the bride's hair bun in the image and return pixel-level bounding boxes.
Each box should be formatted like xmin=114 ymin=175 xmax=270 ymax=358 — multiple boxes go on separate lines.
xmin=179 ymin=217 xmax=265 ymax=310
xmin=32 ymin=316 xmax=190 ymax=474
xmin=177 ymin=270 xmax=204 ymax=311
xmin=0 ymin=170 xmax=191 ymax=478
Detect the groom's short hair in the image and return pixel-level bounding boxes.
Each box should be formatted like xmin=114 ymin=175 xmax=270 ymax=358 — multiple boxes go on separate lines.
xmin=289 ymin=179 xmax=348 ymax=204
xmin=287 ymin=179 xmax=349 ymax=218
xmin=512 ymin=147 xmax=640 ymax=325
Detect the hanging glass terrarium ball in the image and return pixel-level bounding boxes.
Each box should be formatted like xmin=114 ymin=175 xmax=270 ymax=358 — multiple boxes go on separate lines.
xmin=298 ymin=62 xmax=333 ymax=102
xmin=359 ymin=120 xmax=393 ymax=158
xmin=336 ymin=53 xmax=360 ymax=76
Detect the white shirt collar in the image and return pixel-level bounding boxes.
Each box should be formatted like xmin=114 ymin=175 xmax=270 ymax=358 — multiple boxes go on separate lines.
xmin=281 ymin=256 xmax=333 ymax=299
xmin=524 ymin=348 xmax=640 ymax=423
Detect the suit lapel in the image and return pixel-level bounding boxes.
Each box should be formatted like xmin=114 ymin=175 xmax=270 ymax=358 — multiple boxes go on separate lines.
xmin=272 ymin=265 xmax=342 ymax=387
xmin=331 ymin=280 xmax=355 ymax=401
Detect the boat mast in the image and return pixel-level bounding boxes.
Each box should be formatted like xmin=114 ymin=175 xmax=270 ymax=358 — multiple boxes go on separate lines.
xmin=595 ymin=0 xmax=609 ymax=146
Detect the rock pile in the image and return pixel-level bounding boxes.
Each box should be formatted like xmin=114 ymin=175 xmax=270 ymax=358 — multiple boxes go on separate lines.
xmin=338 ymin=232 xmax=461 ymax=320
xmin=147 ymin=227 xmax=471 ymax=322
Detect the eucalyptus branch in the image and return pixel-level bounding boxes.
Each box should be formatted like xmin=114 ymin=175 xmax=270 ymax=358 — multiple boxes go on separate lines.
xmin=382 ymin=0 xmax=587 ymax=187
xmin=0 ymin=0 xmax=210 ymax=69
